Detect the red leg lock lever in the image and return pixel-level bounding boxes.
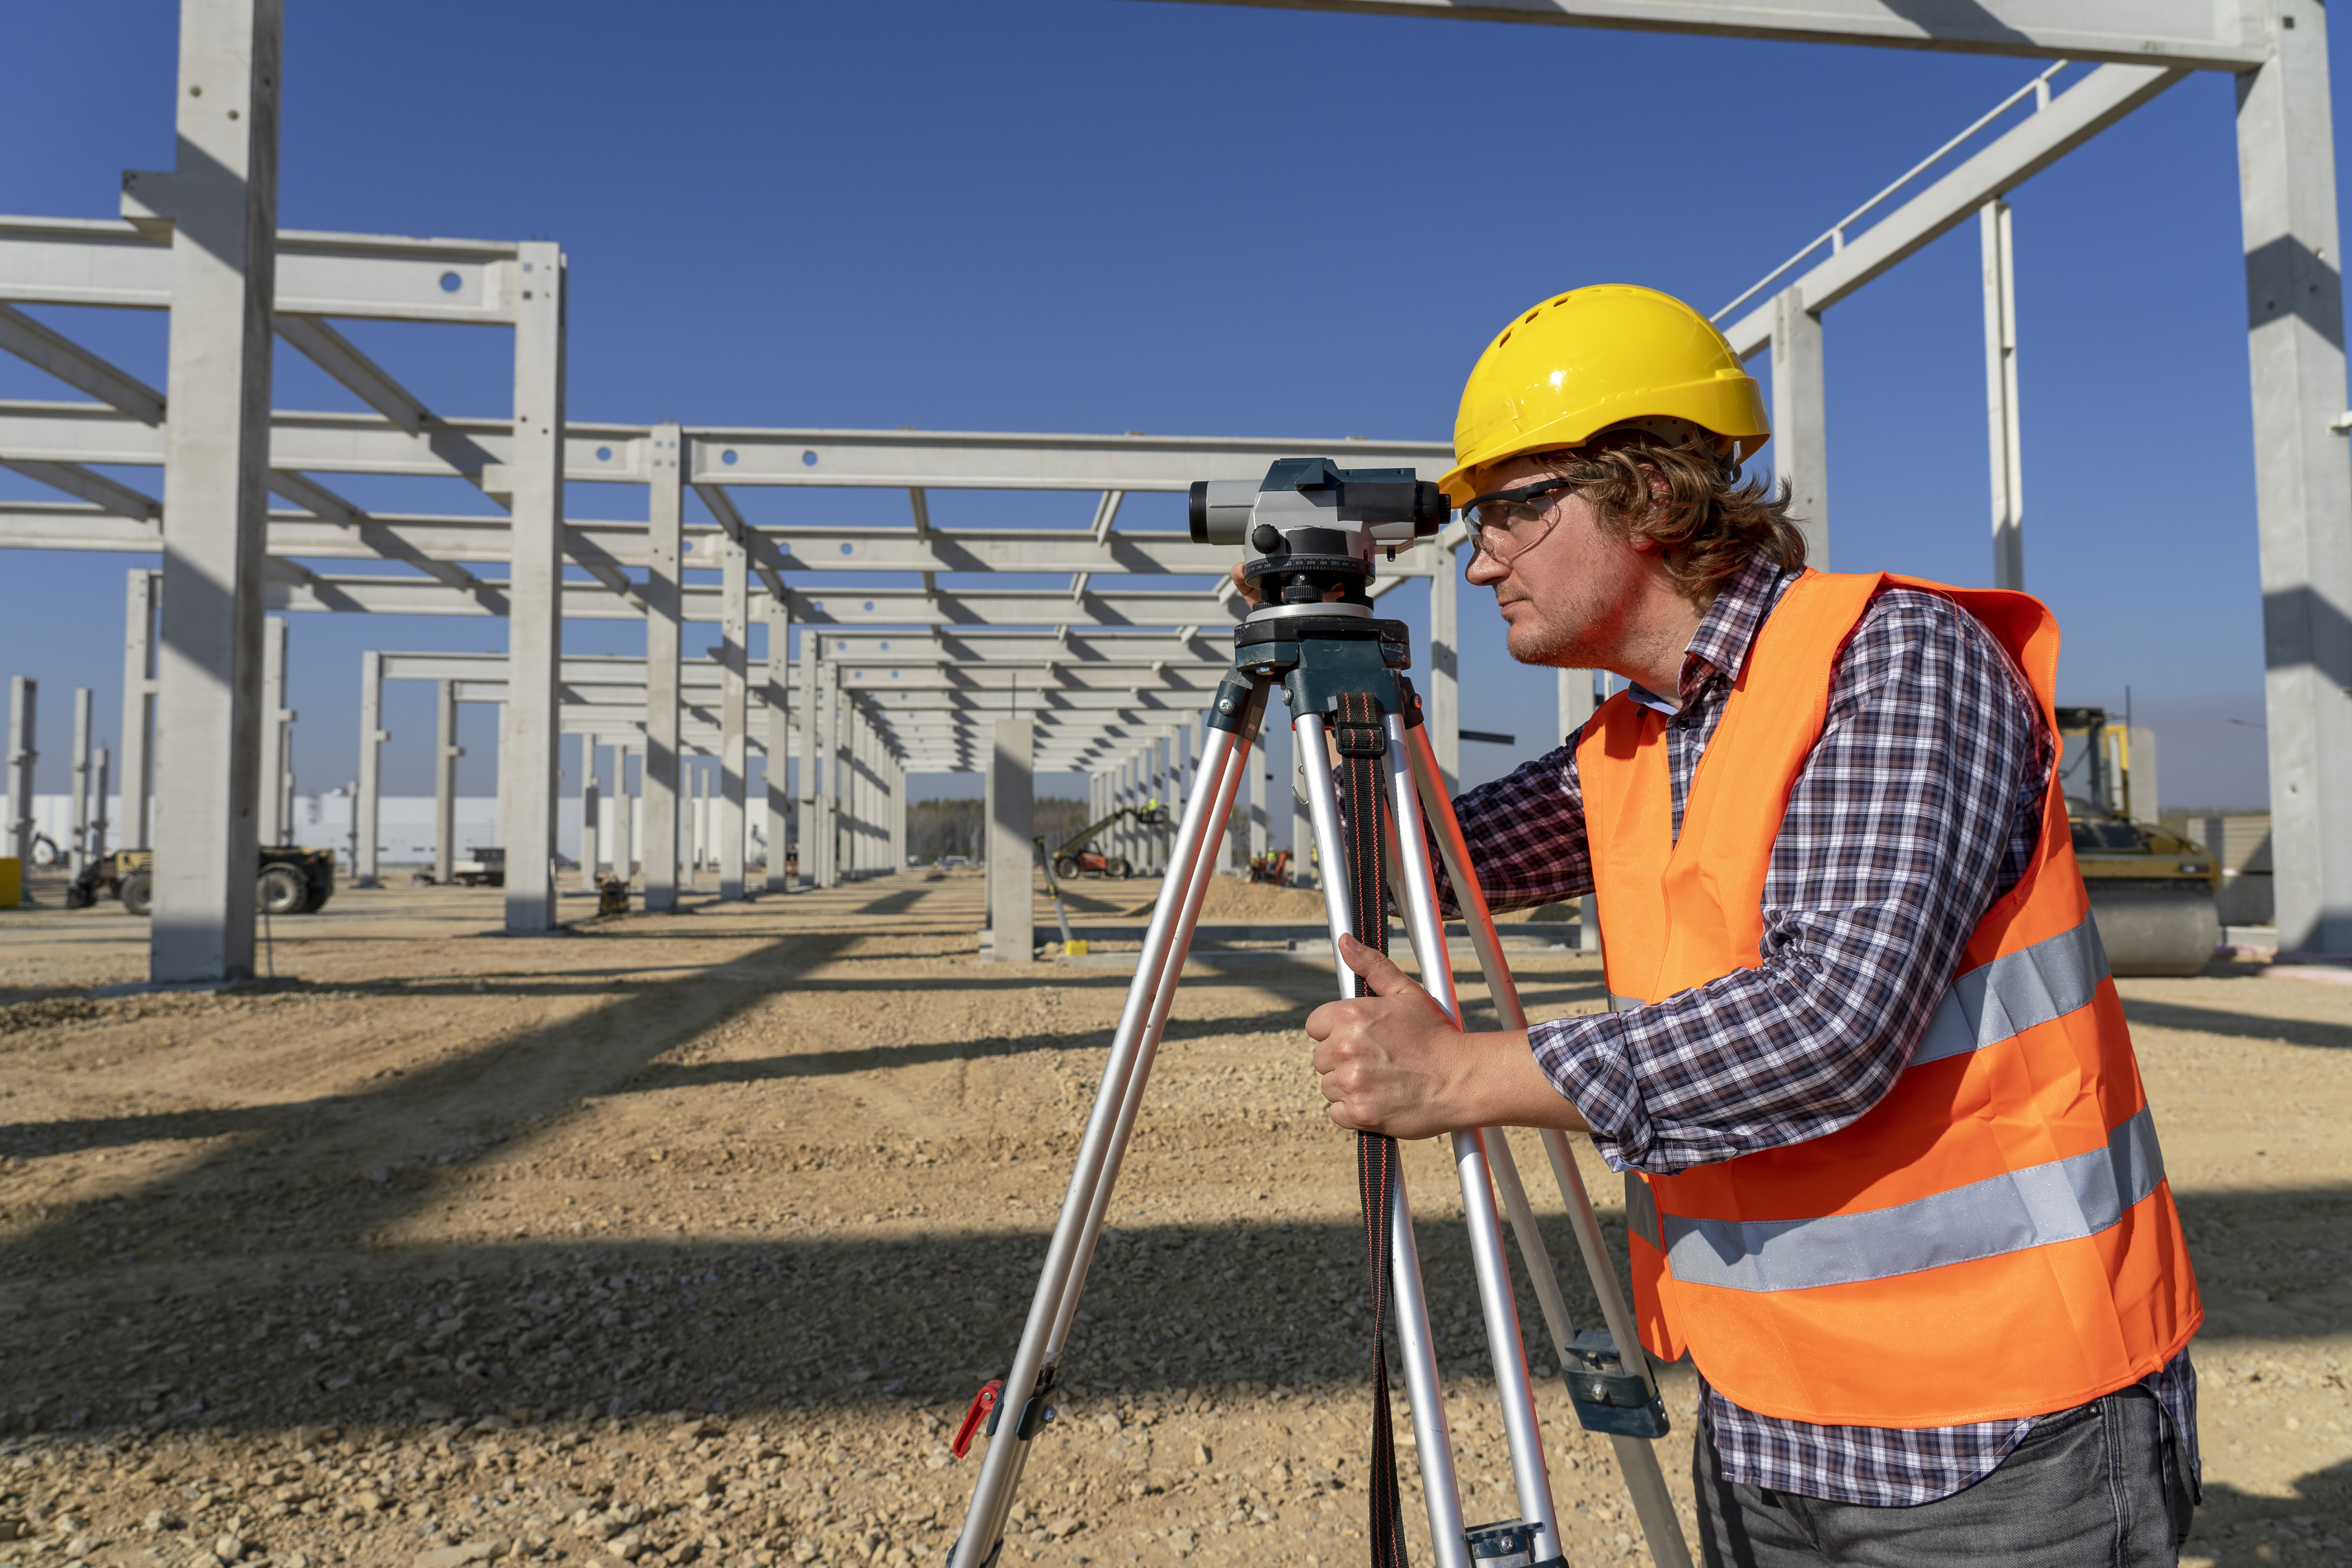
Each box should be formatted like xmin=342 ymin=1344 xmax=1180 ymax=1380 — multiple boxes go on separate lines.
xmin=951 ymin=1378 xmax=1003 ymax=1459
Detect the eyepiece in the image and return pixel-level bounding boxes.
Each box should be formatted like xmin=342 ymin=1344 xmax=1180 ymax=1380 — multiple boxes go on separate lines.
xmin=1414 ymin=480 xmax=1448 ymax=535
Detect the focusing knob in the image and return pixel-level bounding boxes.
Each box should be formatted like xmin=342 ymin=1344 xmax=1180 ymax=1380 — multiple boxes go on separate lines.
xmin=1249 ymin=523 xmax=1284 ymax=555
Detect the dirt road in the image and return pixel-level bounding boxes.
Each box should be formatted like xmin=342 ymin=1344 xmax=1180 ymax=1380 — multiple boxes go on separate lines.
xmin=0 ymin=871 xmax=2344 ymax=1567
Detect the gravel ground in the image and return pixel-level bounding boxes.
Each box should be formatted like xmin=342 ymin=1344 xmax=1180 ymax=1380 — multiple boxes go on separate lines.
xmin=0 ymin=869 xmax=2344 ymax=1568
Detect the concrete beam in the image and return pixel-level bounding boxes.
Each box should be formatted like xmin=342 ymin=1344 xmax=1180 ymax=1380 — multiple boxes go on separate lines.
xmin=1723 ymin=63 xmax=2186 ymax=356
xmin=0 ymin=302 xmax=165 ymax=422
xmin=0 ymin=214 xmax=526 ymax=324
xmin=1149 ymin=0 xmax=2263 ymax=69
xmin=684 ymin=426 xmax=1450 ymax=492
xmin=273 ymin=313 xmax=431 ymax=433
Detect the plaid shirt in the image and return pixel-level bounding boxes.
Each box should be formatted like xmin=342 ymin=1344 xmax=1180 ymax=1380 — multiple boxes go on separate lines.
xmin=1435 ymin=551 xmax=2198 ymax=1506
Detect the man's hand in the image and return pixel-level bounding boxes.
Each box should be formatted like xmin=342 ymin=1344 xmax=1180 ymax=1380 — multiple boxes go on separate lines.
xmin=1228 ymin=560 xmax=1261 ymax=608
xmin=1305 ymin=934 xmax=1589 ymax=1138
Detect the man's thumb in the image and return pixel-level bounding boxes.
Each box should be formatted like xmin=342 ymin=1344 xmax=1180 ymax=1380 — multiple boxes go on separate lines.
xmin=1338 ymin=932 xmax=1417 ymax=995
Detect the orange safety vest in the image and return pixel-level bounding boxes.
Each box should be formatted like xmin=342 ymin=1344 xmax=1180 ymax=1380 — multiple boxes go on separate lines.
xmin=1577 ymin=569 xmax=2200 ymax=1429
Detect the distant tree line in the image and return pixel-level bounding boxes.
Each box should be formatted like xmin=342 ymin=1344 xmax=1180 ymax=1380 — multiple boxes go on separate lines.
xmin=908 ymin=796 xmax=1091 ymax=862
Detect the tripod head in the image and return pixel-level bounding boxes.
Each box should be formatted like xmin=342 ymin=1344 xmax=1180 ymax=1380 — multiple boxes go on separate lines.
xmin=1189 ymin=457 xmax=1447 ymax=611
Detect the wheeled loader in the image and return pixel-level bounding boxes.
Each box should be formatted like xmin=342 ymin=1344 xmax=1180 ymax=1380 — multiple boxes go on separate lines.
xmin=65 ymin=845 xmax=338 ymax=917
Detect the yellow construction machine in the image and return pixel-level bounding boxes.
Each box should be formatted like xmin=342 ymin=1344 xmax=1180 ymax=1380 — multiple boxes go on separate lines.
xmin=2056 ymin=707 xmax=2220 ymax=977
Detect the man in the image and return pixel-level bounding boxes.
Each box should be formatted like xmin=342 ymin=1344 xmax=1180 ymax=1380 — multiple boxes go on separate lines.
xmin=1289 ymin=285 xmax=2202 ymax=1565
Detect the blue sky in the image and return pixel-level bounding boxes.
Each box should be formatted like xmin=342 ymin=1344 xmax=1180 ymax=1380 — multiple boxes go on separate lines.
xmin=0 ymin=1 xmax=2323 ymax=820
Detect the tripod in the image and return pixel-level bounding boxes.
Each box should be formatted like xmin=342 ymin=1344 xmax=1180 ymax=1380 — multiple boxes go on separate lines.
xmin=950 ymin=603 xmax=1692 ymax=1568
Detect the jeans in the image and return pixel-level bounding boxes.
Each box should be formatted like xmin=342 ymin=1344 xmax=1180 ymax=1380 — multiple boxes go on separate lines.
xmin=1693 ymin=1386 xmax=2194 ymax=1567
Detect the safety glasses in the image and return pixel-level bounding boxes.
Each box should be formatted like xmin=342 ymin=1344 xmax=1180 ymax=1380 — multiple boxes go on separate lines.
xmin=1459 ymin=476 xmax=1577 ymax=567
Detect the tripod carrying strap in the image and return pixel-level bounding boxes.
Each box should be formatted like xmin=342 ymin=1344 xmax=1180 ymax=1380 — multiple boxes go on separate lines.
xmin=1333 ymin=692 xmax=1411 ymax=1568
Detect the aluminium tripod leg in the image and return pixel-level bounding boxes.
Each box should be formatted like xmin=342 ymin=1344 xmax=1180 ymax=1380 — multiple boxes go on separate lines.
xmin=1296 ymin=713 xmax=1471 ymax=1568
xmin=1380 ymin=713 xmax=1565 ymax=1564
xmin=1404 ymin=721 xmax=1695 ymax=1568
xmin=1036 ymin=722 xmax=1256 ymax=1372
xmin=949 ymin=692 xmax=1263 ymax=1568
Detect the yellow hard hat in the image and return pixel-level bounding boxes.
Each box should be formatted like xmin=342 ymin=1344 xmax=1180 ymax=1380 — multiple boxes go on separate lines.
xmin=1438 ymin=284 xmax=1771 ymax=505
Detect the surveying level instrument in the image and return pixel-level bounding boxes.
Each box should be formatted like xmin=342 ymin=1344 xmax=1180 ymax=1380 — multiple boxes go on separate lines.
xmin=948 ymin=459 xmax=1691 ymax=1568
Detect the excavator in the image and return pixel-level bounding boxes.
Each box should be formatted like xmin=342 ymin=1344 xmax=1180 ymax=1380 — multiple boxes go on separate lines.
xmin=1047 ymin=803 xmax=1169 ymax=880
xmin=2057 ymin=707 xmax=2221 ymax=977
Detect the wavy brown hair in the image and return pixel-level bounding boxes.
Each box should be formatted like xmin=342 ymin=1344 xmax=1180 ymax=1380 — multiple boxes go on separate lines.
xmin=1534 ymin=438 xmax=1807 ymax=607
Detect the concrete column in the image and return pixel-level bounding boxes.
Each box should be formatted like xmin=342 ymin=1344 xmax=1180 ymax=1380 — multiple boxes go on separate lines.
xmin=433 ymin=681 xmax=459 ymax=884
xmin=69 ymin=687 xmax=93 ymax=876
xmin=119 ymin=570 xmax=157 ymax=849
xmin=643 ymin=421 xmax=683 ymax=912
xmin=1112 ymin=757 xmax=1129 ymax=867
xmin=1128 ymin=754 xmax=1143 ymax=867
xmin=1430 ymin=547 xmax=1461 ymax=794
xmin=854 ymin=716 xmax=873 ymax=876
xmin=889 ymin=758 xmax=905 ymax=870
xmin=356 ymin=649 xmax=385 ymax=886
xmin=2236 ymin=2 xmax=2352 ymax=952
xmin=837 ymin=658 xmax=856 ymax=884
xmin=988 ymin=717 xmax=1034 ymax=961
xmin=611 ymin=741 xmax=635 ymax=882
xmin=717 ymin=532 xmax=749 ymax=900
xmin=94 ymin=750 xmax=111 ymax=858
xmin=1981 ymin=199 xmax=2026 ymax=591
xmin=143 ymin=0 xmax=279 ymax=983
xmin=1771 ymin=287 xmax=1830 ymax=568
xmin=497 ymin=238 xmax=567 ymax=933
xmin=254 ymin=618 xmax=285 ymax=847
xmin=6 ymin=677 xmax=34 ymax=875
xmin=578 ymin=736 xmax=600 ymax=891
xmin=1557 ymin=667 xmax=1598 ymax=747
xmin=1290 ymin=732 xmax=1314 ymax=889
xmin=1559 ymin=668 xmax=1603 ymax=952
xmin=764 ymin=598 xmax=794 ymax=892
xmin=842 ymin=715 xmax=861 ymax=878
xmin=799 ymin=638 xmax=820 ymax=889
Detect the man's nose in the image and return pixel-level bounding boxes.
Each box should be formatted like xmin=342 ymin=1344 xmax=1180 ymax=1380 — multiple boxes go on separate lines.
xmin=1463 ymin=547 xmax=1503 ymax=586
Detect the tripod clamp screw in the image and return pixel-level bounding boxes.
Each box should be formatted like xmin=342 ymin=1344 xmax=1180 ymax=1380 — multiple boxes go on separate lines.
xmin=1561 ymin=1329 xmax=1672 ymax=1439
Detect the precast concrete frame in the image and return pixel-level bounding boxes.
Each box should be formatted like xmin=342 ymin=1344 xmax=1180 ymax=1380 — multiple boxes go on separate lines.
xmin=0 ymin=3 xmax=1483 ymax=968
xmin=0 ymin=0 xmax=574 ymax=972
xmin=1162 ymin=0 xmax=2352 ymax=951
xmin=17 ymin=0 xmax=2342 ymax=960
xmin=350 ymin=643 xmax=1232 ymax=890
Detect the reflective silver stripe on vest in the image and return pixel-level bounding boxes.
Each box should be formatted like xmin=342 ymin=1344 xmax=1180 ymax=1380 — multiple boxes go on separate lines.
xmin=1604 ymin=914 xmax=2102 ymax=1056
xmin=1910 ymin=915 xmax=2110 ymax=1069
xmin=1657 ymin=1105 xmax=2167 ymax=1294
xmin=1625 ymin=1173 xmax=1662 ymax=1252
